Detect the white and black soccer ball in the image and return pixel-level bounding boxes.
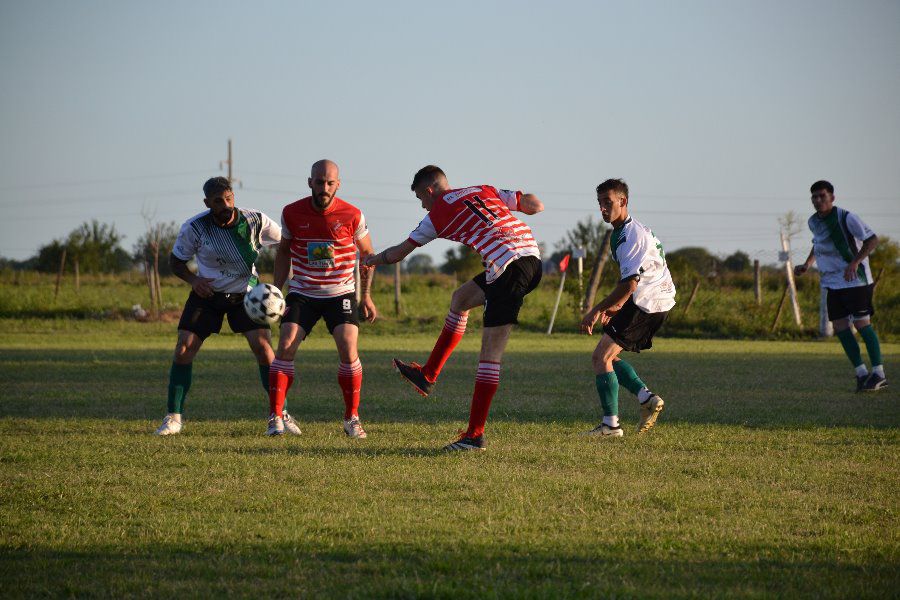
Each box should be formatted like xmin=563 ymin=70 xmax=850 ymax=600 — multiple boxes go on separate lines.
xmin=243 ymin=283 xmax=286 ymax=325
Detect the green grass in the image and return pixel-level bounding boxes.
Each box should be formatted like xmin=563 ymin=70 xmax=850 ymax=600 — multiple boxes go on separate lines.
xmin=0 ymin=321 xmax=898 ymax=598
xmin=2 ymin=269 xmax=898 ymax=340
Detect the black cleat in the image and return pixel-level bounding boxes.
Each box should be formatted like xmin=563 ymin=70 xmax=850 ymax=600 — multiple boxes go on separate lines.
xmin=443 ymin=434 xmax=486 ymax=452
xmin=856 ymin=375 xmax=869 ymax=392
xmin=862 ymin=373 xmax=888 ymax=392
xmin=392 ymin=359 xmax=434 ymax=397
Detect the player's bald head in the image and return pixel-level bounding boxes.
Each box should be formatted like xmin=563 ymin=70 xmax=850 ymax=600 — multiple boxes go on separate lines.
xmin=311 ymin=159 xmax=340 ymax=180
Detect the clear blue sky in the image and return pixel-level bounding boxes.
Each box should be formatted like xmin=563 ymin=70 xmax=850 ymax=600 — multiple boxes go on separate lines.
xmin=1 ymin=0 xmax=898 ymax=265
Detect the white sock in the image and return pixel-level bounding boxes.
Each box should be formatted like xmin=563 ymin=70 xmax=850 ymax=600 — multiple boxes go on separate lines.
xmin=855 ymin=365 xmax=869 ymax=377
xmin=602 ymin=415 xmax=619 ymax=428
xmin=638 ymin=388 xmax=653 ymax=403
xmin=873 ymin=365 xmax=885 ymax=378
xmin=169 ymin=413 xmax=182 ymax=423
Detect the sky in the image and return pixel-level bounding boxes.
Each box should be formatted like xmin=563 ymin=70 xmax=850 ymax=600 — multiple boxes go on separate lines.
xmin=1 ymin=0 xmax=898 ymax=266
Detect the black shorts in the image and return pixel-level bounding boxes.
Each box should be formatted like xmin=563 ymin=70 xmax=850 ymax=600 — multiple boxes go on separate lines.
xmin=282 ymin=292 xmax=359 ymax=336
xmin=473 ymin=256 xmax=543 ymax=327
xmin=177 ymin=291 xmax=267 ymax=340
xmin=602 ymin=297 xmax=668 ymax=353
xmin=826 ymin=285 xmax=875 ymax=321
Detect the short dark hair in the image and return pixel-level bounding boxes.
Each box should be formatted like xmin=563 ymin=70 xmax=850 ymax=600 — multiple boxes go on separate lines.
xmin=203 ymin=176 xmax=232 ymax=198
xmin=810 ymin=180 xmax=834 ymax=195
xmin=596 ymin=178 xmax=629 ymax=199
xmin=410 ymin=165 xmax=446 ymax=192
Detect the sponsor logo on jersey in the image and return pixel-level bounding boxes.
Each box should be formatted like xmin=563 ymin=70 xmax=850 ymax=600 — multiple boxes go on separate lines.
xmin=308 ymin=242 xmax=336 ymax=267
xmin=443 ymin=187 xmax=482 ymax=204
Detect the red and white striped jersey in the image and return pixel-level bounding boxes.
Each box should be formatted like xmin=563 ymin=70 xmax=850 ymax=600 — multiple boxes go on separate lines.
xmin=281 ymin=196 xmax=368 ymax=298
xmin=407 ymin=185 xmax=540 ymax=283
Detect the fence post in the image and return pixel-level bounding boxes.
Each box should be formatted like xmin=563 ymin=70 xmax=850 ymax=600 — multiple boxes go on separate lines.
xmin=54 ymin=247 xmax=67 ymax=300
xmin=394 ymin=262 xmax=402 ymax=316
xmin=682 ymin=279 xmax=701 ymax=315
xmin=819 ymin=287 xmax=833 ymax=337
xmin=753 ymin=260 xmax=761 ymax=305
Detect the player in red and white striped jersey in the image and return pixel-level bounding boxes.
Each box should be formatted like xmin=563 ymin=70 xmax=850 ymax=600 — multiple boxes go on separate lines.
xmin=365 ymin=165 xmax=544 ymax=451
xmin=268 ymin=160 xmax=378 ymax=439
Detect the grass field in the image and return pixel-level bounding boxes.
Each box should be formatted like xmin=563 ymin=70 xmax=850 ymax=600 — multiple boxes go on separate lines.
xmin=1 ymin=320 xmax=898 ymax=598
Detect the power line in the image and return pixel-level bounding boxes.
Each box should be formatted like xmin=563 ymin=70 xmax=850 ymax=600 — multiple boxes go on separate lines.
xmin=0 ymin=170 xmax=211 ymax=192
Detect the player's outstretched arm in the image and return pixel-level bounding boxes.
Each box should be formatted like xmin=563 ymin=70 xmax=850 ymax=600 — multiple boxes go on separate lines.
xmin=356 ymin=234 xmax=378 ymax=322
xmin=362 ymin=239 xmax=418 ymax=268
xmin=273 ymin=237 xmax=292 ymax=290
xmin=580 ymin=278 xmax=638 ymax=335
xmin=519 ymin=193 xmax=544 ymax=215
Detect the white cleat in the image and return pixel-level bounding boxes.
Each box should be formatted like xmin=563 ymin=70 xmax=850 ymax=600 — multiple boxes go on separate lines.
xmin=266 ymin=414 xmax=285 ymax=436
xmin=584 ymin=423 xmax=624 ymax=437
xmin=155 ymin=414 xmax=182 ymax=436
xmin=343 ymin=416 xmax=367 ymax=439
xmin=282 ymin=411 xmax=302 ymax=436
xmin=638 ymin=394 xmax=665 ymax=434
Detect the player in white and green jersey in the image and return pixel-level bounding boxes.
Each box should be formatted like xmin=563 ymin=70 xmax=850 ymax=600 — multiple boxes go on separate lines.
xmin=795 ymin=180 xmax=886 ymax=392
xmin=581 ymin=179 xmax=676 ymax=437
xmin=154 ymin=177 xmax=297 ymax=435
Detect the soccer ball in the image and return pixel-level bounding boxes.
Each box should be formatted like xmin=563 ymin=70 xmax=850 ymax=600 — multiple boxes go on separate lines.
xmin=243 ymin=283 xmax=285 ymax=325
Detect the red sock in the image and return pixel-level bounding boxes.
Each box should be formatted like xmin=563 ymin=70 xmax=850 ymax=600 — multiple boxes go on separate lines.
xmin=268 ymin=358 xmax=294 ymax=417
xmin=466 ymin=361 xmax=500 ymax=438
xmin=423 ymin=311 xmax=468 ymax=382
xmin=338 ymin=358 xmax=362 ymax=420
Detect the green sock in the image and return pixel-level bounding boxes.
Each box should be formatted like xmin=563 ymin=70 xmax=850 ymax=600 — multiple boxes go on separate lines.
xmin=595 ymin=372 xmax=619 ymax=418
xmin=613 ymin=359 xmax=646 ymax=396
xmin=835 ymin=329 xmax=864 ymax=368
xmin=258 ymin=364 xmax=270 ymax=392
xmin=167 ymin=362 xmax=193 ymax=414
xmin=857 ymin=325 xmax=882 ymax=366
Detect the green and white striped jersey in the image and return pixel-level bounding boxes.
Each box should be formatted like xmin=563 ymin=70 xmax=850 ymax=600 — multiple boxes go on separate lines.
xmin=172 ymin=208 xmax=281 ymax=293
xmin=807 ymin=207 xmax=874 ymax=289
xmin=610 ymin=217 xmax=676 ymax=314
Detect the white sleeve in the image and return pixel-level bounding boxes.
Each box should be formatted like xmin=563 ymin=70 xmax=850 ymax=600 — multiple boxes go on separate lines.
xmin=408 ymin=215 xmax=438 ymax=247
xmin=616 ymin=232 xmax=649 ymax=281
xmin=172 ymin=221 xmax=199 ymax=261
xmin=845 ymin=212 xmax=875 ymax=241
xmin=496 ymin=188 xmax=521 ymax=211
xmin=279 ymin=212 xmax=292 ymax=240
xmin=259 ymin=212 xmax=281 ymax=246
xmin=354 ymin=212 xmax=369 ymax=241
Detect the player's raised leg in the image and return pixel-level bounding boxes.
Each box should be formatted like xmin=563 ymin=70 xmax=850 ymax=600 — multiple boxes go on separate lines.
xmin=156 ymin=330 xmax=203 ymax=435
xmin=394 ymin=280 xmax=484 ymax=397
xmin=267 ymin=322 xmax=306 ymax=436
xmin=585 ymin=334 xmax=625 ymax=438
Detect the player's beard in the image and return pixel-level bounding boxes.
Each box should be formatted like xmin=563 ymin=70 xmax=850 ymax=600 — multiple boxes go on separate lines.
xmin=214 ymin=207 xmax=237 ymax=226
xmin=312 ymin=192 xmax=334 ymax=210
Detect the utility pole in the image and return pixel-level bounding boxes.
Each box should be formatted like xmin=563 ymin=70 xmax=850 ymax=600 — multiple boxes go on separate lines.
xmin=219 ymin=139 xmax=242 ymax=188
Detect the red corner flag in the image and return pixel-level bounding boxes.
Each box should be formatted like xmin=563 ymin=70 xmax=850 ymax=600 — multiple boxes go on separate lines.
xmin=559 ymin=254 xmax=571 ymax=273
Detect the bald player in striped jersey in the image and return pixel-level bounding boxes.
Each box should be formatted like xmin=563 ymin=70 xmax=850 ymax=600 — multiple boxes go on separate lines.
xmin=365 ymin=165 xmax=544 ymax=451
xmin=267 ymin=160 xmax=378 ymax=438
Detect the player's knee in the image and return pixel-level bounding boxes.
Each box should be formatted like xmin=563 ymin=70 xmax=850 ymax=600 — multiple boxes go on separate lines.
xmin=833 ymin=318 xmax=852 ymax=332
